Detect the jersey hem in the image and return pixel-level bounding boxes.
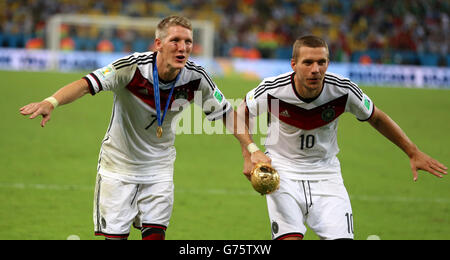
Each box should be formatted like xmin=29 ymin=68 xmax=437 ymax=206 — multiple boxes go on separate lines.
xmin=278 ymin=171 xmax=341 ymax=181
xmin=98 ymin=168 xmax=174 ymax=184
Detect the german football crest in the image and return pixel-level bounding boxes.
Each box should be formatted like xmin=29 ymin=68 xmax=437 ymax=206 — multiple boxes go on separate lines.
xmin=174 ymin=89 xmax=189 ymax=100
xmin=321 ymin=107 xmax=336 ymax=122
xmin=268 ymin=94 xmax=348 ymax=130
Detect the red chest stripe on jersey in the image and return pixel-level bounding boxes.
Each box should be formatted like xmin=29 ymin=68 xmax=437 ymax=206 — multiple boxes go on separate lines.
xmin=268 ymin=94 xmax=348 ymax=130
xmin=126 ymin=69 xmax=200 ymax=110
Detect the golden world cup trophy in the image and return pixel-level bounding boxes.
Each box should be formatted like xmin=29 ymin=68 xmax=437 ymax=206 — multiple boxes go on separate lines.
xmin=250 ymin=163 xmax=280 ymax=195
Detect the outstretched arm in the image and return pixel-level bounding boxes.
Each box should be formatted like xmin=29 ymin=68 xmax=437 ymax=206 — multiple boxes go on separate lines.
xmin=228 ymin=100 xmax=271 ymax=180
xmin=368 ymin=106 xmax=447 ymax=181
xmin=20 ymin=79 xmax=90 ymax=127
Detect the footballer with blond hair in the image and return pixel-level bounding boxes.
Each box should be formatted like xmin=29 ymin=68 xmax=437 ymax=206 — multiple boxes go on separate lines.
xmin=20 ymin=15 xmax=270 ymax=240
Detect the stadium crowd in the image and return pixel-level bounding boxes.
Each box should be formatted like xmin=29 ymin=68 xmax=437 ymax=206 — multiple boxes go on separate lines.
xmin=0 ymin=0 xmax=449 ymax=66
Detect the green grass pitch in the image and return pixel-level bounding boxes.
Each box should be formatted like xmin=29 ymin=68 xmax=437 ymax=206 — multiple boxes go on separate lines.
xmin=1 ymin=70 xmax=449 ymax=240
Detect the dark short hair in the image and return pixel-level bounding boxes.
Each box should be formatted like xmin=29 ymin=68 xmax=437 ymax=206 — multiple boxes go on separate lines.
xmin=292 ymin=35 xmax=329 ymax=61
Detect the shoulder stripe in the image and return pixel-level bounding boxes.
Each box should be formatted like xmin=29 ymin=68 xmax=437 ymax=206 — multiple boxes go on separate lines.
xmin=325 ymin=74 xmax=362 ymax=96
xmin=113 ymin=55 xmax=141 ymax=66
xmin=185 ymin=62 xmax=215 ymax=91
xmin=112 ymin=55 xmax=135 ymax=66
xmin=113 ymin=53 xmax=153 ymax=65
xmin=254 ymin=81 xmax=291 ymax=99
xmin=115 ymin=58 xmax=153 ymax=70
xmin=254 ymin=76 xmax=291 ymax=98
xmin=259 ymin=73 xmax=292 ymax=88
xmin=324 ymin=79 xmax=362 ymax=101
xmin=254 ymin=73 xmax=292 ymax=95
xmin=114 ymin=55 xmax=153 ymax=70
xmin=326 ymin=74 xmax=361 ymax=93
xmin=136 ymin=59 xmax=154 ymax=67
xmin=254 ymin=73 xmax=293 ymax=98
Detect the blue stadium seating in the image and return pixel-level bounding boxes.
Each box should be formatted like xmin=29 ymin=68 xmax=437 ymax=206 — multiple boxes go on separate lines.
xmin=132 ymin=38 xmax=150 ymax=52
xmin=73 ymin=37 xmax=97 ymax=51
xmin=418 ymin=53 xmax=439 ymax=66
xmin=275 ymin=47 xmax=292 ymax=59
xmin=5 ymin=33 xmax=24 ymax=48
xmin=111 ymin=38 xmax=124 ymax=53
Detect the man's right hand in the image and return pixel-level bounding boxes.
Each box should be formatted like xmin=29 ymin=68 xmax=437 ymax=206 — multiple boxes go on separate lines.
xmin=20 ymin=100 xmax=55 ymax=127
xmin=243 ymin=150 xmax=272 ymax=180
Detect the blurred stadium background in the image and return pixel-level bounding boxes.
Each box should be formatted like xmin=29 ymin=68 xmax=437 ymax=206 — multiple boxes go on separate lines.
xmin=1 ymin=0 xmax=449 ymax=240
xmin=1 ymin=0 xmax=449 ymax=64
xmin=1 ymin=0 xmax=449 ymax=87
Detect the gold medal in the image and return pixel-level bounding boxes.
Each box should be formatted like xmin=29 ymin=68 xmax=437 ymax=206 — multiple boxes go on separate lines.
xmin=152 ymin=52 xmax=180 ymax=139
xmin=156 ymin=126 xmax=163 ymax=138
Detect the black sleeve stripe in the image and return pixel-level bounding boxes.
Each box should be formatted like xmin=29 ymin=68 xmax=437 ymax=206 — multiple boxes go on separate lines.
xmin=260 ymin=73 xmax=292 ymax=88
xmin=136 ymin=59 xmax=154 ymax=67
xmin=113 ymin=57 xmax=137 ymax=68
xmin=185 ymin=63 xmax=215 ymax=91
xmin=254 ymin=77 xmax=291 ymax=98
xmin=90 ymin=73 xmax=103 ymax=92
xmin=112 ymin=55 xmax=135 ymax=66
xmin=185 ymin=62 xmax=215 ymax=90
xmin=115 ymin=57 xmax=153 ymax=70
xmin=204 ymin=103 xmax=229 ymax=116
xmin=113 ymin=53 xmax=153 ymax=66
xmin=185 ymin=61 xmax=216 ymax=89
xmin=324 ymin=79 xmax=363 ymax=101
xmin=208 ymin=103 xmax=231 ymax=121
xmin=115 ymin=58 xmax=153 ymax=70
xmin=253 ymin=83 xmax=265 ymax=97
xmin=325 ymin=74 xmax=362 ymax=96
xmin=261 ymin=75 xmax=292 ymax=87
xmin=82 ymin=76 xmax=96 ymax=96
xmin=254 ymin=81 xmax=291 ymax=99
xmin=254 ymin=73 xmax=293 ymax=98
xmin=325 ymin=73 xmax=361 ymax=92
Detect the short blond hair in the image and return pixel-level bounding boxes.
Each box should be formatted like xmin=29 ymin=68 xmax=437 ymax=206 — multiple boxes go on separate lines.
xmin=292 ymin=35 xmax=329 ymax=61
xmin=155 ymin=15 xmax=192 ymax=40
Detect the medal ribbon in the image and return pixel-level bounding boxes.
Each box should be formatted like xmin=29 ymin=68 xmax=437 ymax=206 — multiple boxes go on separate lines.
xmin=152 ymin=53 xmax=181 ymax=129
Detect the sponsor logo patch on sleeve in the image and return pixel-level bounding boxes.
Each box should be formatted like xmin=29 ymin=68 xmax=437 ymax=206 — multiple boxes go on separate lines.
xmin=213 ymin=88 xmax=224 ymax=104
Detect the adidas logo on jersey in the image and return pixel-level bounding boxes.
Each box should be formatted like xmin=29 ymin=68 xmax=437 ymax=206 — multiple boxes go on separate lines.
xmin=280 ymin=110 xmax=291 ymax=117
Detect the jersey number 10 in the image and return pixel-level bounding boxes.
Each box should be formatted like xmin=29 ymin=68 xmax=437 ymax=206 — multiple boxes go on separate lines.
xmin=299 ymin=134 xmax=315 ymax=150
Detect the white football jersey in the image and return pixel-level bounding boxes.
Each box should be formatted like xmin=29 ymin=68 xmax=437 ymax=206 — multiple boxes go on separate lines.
xmin=246 ymin=71 xmax=374 ymax=180
xmin=83 ymin=51 xmax=231 ymax=183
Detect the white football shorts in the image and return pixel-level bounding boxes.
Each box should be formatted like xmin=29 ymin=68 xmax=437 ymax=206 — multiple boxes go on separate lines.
xmin=93 ymin=174 xmax=174 ymax=239
xmin=266 ymin=175 xmax=354 ymax=240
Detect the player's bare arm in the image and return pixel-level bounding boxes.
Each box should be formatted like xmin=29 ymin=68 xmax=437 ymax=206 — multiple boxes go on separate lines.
xmin=235 ymin=102 xmax=254 ymax=179
xmin=235 ymin=100 xmax=271 ymax=179
xmin=20 ymin=79 xmax=90 ymax=127
xmin=223 ymin=108 xmax=271 ymax=168
xmin=368 ymin=106 xmax=448 ymax=181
